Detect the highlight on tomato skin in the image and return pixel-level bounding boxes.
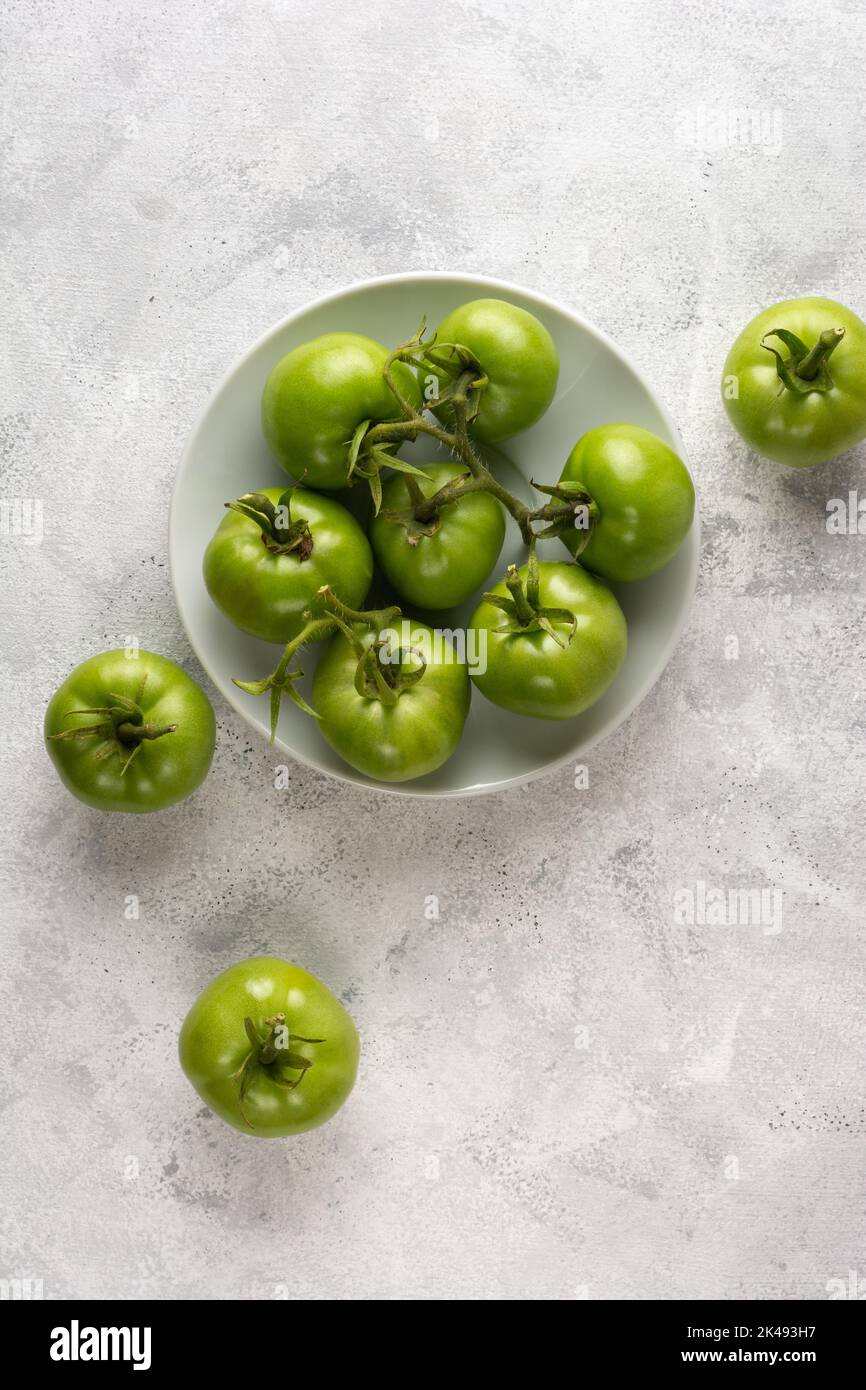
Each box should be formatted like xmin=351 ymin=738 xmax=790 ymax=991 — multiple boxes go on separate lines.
xmin=178 ymin=957 xmax=360 ymax=1138
xmin=721 ymin=296 xmax=866 ymax=468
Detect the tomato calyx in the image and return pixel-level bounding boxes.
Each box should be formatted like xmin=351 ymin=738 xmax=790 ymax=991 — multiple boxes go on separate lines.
xmin=46 ymin=677 xmax=177 ymax=775
xmin=226 ymin=489 xmax=314 ymax=560
xmin=324 ymin=596 xmax=426 ymax=706
xmin=378 ymin=466 xmax=494 ymax=544
xmin=233 ymin=587 xmax=404 ymax=738
xmin=378 ymin=318 xmax=490 ymax=431
xmin=482 ymin=544 xmax=578 ymax=648
xmin=418 ymin=342 xmax=489 ymax=431
xmin=352 ymin=635 xmax=426 ymax=705
xmin=529 ymin=479 xmax=599 ymax=553
xmin=761 ymin=326 xmax=845 ymax=395
xmin=378 ymin=502 xmax=442 ymax=544
xmin=232 ymin=1013 xmax=325 ymax=1131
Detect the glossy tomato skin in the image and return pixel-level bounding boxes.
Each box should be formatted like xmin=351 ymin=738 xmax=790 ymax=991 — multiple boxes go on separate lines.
xmin=203 ymin=486 xmax=373 ymax=644
xmin=179 ymin=957 xmax=360 ymax=1138
xmin=560 ymin=424 xmax=695 ymax=581
xmin=262 ymin=332 xmax=422 ymax=489
xmin=312 ymin=622 xmax=471 ymax=782
xmin=468 ymin=562 xmax=627 ymax=720
xmin=428 ymin=299 xmax=559 ymax=443
xmin=722 ymin=296 xmax=866 ymax=467
xmin=369 ymin=462 xmax=506 ymax=609
xmin=44 ymin=650 xmax=215 ymax=813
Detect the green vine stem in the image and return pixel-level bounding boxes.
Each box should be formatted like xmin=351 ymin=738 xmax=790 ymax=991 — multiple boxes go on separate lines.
xmin=233 ymin=589 xmax=402 ymax=740
xmin=480 ymin=541 xmax=577 ymax=648
xmin=226 ymin=488 xmax=313 ymax=559
xmin=380 ymin=466 xmax=507 ymax=541
xmin=530 ymin=479 xmax=600 ymax=553
xmin=311 ymin=590 xmax=426 ymax=705
xmin=361 ymin=326 xmax=539 ymax=541
xmin=761 ymin=326 xmax=845 ymax=395
xmin=355 ymin=322 xmax=620 ymax=549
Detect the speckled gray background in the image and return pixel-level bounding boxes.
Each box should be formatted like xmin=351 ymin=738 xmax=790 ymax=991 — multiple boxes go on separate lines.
xmin=1 ymin=0 xmax=864 ymax=1302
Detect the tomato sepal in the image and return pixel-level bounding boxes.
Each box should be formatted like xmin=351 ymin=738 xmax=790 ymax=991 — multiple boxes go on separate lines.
xmin=232 ymin=589 xmax=404 ymax=739
xmin=46 ymin=677 xmax=180 ymax=774
xmin=481 ymin=543 xmax=578 ymax=649
xmin=529 ymin=478 xmax=599 ymax=552
xmin=760 ymin=325 xmax=844 ymax=395
xmin=224 ymin=488 xmax=314 ymax=559
xmin=229 ymin=1012 xmax=327 ymax=1130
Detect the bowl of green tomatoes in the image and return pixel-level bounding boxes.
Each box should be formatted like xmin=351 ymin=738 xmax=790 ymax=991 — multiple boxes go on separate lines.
xmin=171 ymin=272 xmax=698 ymax=796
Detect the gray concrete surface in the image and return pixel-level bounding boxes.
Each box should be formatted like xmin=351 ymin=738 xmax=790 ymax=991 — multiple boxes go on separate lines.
xmin=1 ymin=0 xmax=864 ymax=1301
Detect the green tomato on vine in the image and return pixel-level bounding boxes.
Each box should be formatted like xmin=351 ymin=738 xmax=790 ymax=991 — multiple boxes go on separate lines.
xmin=204 ymin=486 xmax=373 ymax=644
xmin=262 ymin=332 xmax=422 ymax=490
xmin=468 ymin=552 xmax=627 ymax=721
xmin=424 ymin=298 xmax=559 ymax=443
xmin=369 ymin=462 xmax=506 ymax=610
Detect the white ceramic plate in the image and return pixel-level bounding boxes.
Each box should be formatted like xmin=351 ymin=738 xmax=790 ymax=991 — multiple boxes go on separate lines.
xmin=170 ymin=272 xmax=699 ymax=797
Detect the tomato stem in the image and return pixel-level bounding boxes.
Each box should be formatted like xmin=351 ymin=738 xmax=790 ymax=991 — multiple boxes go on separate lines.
xmin=354 ymin=635 xmax=426 ymax=705
xmin=226 ymin=489 xmax=314 ymax=559
xmin=232 ymin=592 xmax=406 ymax=737
xmin=367 ymin=325 xmax=599 ymax=548
xmin=795 ymin=326 xmax=845 ymax=381
xmin=233 ymin=1014 xmax=326 ymax=1127
xmin=48 ymin=690 xmax=178 ymax=753
xmin=504 ymin=564 xmax=536 ymax=625
xmin=482 ymin=543 xmax=578 ymax=647
xmin=762 ymin=326 xmax=845 ymax=395
xmin=115 ymin=720 xmax=177 ymax=743
xmin=317 ymin=588 xmax=401 ymax=632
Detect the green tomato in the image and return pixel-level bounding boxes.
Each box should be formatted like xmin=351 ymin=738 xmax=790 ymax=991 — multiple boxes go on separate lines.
xmin=427 ymin=299 xmax=559 ymax=443
xmin=203 ymin=486 xmax=373 ymax=644
xmin=44 ymin=650 xmax=215 ymax=813
xmin=179 ymin=957 xmax=359 ymax=1138
xmin=262 ymin=332 xmax=422 ymax=489
xmin=311 ymin=621 xmax=470 ymax=782
xmin=722 ymin=296 xmax=866 ymax=467
xmin=369 ymin=462 xmax=506 ymax=609
xmin=468 ymin=562 xmax=627 ymax=720
xmin=559 ymin=424 xmax=695 ymax=581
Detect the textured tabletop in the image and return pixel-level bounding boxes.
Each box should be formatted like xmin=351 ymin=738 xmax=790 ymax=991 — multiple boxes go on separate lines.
xmin=1 ymin=0 xmax=864 ymax=1300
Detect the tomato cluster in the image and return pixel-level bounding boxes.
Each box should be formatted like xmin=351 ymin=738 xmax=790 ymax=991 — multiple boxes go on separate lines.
xmin=218 ymin=297 xmax=695 ymax=782
xmin=40 ymin=298 xmax=696 ymax=1136
xmin=42 ymin=283 xmax=866 ymax=1140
